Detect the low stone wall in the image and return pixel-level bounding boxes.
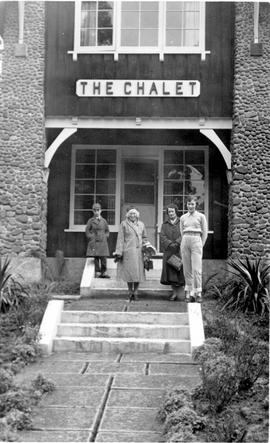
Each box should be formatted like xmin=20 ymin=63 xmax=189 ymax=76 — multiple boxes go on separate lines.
xmin=229 ymin=3 xmax=270 ymax=259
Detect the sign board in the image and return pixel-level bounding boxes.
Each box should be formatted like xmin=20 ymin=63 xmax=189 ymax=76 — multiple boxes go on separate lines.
xmin=76 ymin=79 xmax=200 ymax=97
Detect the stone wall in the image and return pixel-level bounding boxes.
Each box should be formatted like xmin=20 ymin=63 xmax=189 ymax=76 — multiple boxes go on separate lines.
xmin=0 ymin=2 xmax=47 ymax=257
xmin=229 ymin=2 xmax=270 ymax=260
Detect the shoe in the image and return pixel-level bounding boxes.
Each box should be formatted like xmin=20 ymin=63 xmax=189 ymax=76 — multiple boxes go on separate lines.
xmin=95 ymin=272 xmax=100 ymax=278
xmin=189 ymin=295 xmax=195 ymax=303
xmin=128 ymin=292 xmax=135 ymax=302
xmin=184 ymin=291 xmax=190 ymax=303
xmin=133 ymin=290 xmax=139 ymax=301
xmin=169 ymin=293 xmax=177 ymax=301
xmin=99 ymin=273 xmax=111 ymax=278
xmin=195 ymin=293 xmax=202 ymax=303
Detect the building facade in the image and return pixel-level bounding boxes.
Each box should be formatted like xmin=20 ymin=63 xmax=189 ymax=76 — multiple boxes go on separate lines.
xmin=0 ymin=1 xmax=269 ymax=264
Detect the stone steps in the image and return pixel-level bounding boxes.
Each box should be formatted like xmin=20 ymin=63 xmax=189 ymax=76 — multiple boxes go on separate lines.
xmin=53 ymin=308 xmax=191 ymax=354
xmin=53 ymin=336 xmax=191 ymax=354
xmin=57 ymin=323 xmax=190 ymax=339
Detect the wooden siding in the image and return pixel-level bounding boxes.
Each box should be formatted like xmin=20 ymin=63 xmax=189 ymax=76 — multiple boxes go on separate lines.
xmin=45 ymin=2 xmax=234 ymax=118
xmin=46 ymin=129 xmax=228 ymax=258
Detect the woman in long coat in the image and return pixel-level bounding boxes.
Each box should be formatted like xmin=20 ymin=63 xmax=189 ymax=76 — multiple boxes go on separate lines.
xmin=114 ymin=207 xmax=148 ymax=301
xmin=160 ymin=204 xmax=185 ymax=301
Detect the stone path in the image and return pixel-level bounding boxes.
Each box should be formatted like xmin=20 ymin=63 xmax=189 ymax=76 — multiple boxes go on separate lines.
xmin=17 ymin=298 xmax=200 ymax=442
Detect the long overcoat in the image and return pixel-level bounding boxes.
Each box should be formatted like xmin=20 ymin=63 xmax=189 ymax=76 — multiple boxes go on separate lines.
xmin=85 ymin=216 xmax=110 ymax=257
xmin=160 ymin=218 xmax=185 ymax=286
xmin=115 ymin=219 xmax=148 ymax=282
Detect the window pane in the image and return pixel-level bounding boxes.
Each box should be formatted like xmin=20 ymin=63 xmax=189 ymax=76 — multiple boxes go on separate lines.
xmin=166 ymin=2 xmax=182 ymax=12
xmin=164 ymin=165 xmax=184 ymax=180
xmin=76 ymin=150 xmax=95 ymax=163
xmin=122 ymin=1 xmax=139 ymax=11
xmin=141 ymin=1 xmax=158 ymax=11
xmin=97 ymin=149 xmax=116 ymax=163
xmin=99 ymin=1 xmax=113 ymax=10
xmin=164 ymin=151 xmax=183 ymax=164
xmin=166 ymin=11 xmax=181 ymax=29
xmin=76 ymin=164 xmax=95 ymax=178
xmin=166 ymin=29 xmax=182 ymax=46
xmin=98 ymin=29 xmax=113 ymax=45
xmin=96 ymin=164 xmax=116 ymax=178
xmin=185 ymin=150 xmax=204 ymax=163
xmin=81 ymin=2 xmax=96 ymax=12
xmin=183 ymin=29 xmax=199 ymax=46
xmin=185 ymin=180 xmax=205 ymax=200
xmin=75 ymin=180 xmax=95 ymax=193
xmin=96 ymin=179 xmax=116 ymax=193
xmin=74 ymin=211 xmax=93 ymax=225
xmin=75 ymin=195 xmax=93 ymax=209
xmin=122 ymin=11 xmax=139 ymax=28
xmin=141 ymin=11 xmax=158 ymax=28
xmin=164 ymin=181 xmax=184 ymax=194
xmin=163 ymin=196 xmax=183 ymax=208
xmin=95 ymin=195 xmax=115 ymax=209
xmin=99 ymin=210 xmax=115 ymax=224
xmin=121 ymin=29 xmax=138 ymax=46
xmin=81 ymin=10 xmax=96 ymax=28
xmin=185 ymin=165 xmax=204 ymax=180
xmin=81 ymin=29 xmax=96 ymax=46
xmin=98 ymin=10 xmax=113 ymax=27
xmin=141 ymin=29 xmax=158 ymax=46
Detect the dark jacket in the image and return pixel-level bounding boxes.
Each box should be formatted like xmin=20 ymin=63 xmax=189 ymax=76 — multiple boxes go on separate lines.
xmin=85 ymin=216 xmax=110 ymax=257
xmin=160 ymin=218 xmax=185 ymax=286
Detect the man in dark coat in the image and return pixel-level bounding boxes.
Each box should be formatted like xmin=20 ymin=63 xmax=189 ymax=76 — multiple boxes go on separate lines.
xmin=85 ymin=203 xmax=110 ymax=278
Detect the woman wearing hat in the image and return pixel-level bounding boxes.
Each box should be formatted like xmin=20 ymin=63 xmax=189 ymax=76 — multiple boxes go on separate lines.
xmin=114 ymin=207 xmax=150 ymax=301
xmin=160 ymin=204 xmax=185 ymax=301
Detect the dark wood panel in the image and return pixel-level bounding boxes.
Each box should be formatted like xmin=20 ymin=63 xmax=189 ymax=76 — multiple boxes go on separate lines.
xmin=45 ymin=2 xmax=234 ymax=118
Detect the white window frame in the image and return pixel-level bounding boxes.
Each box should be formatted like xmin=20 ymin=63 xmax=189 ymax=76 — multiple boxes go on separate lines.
xmin=69 ymin=1 xmax=209 ymax=61
xmin=69 ymin=145 xmax=121 ymax=232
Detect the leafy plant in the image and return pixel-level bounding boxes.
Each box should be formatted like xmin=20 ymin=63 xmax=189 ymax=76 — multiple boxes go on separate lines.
xmin=220 ymin=258 xmax=270 ymax=315
xmin=0 ymin=257 xmax=29 ymax=313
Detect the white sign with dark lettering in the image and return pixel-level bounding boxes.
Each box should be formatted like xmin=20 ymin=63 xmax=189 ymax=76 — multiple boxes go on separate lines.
xmin=76 ymin=80 xmax=200 ymax=97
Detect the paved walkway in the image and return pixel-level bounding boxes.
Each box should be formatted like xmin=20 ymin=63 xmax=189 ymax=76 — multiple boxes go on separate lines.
xmin=16 ymin=298 xmax=200 ymax=442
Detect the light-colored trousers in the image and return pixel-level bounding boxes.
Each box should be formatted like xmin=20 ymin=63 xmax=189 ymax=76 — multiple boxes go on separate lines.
xmin=180 ymin=235 xmax=203 ymax=294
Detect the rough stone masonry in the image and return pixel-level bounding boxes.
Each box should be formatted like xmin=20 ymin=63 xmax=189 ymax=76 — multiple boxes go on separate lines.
xmin=0 ymin=1 xmax=47 ymax=257
xmin=229 ymin=2 xmax=270 ymax=260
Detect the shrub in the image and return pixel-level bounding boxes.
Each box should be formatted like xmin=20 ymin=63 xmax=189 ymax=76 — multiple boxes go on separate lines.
xmin=203 ymin=314 xmax=241 ymax=352
xmin=0 ymin=257 xmax=29 ymax=314
xmin=157 ymin=387 xmax=192 ymax=422
xmin=192 ymin=338 xmax=224 ymax=365
xmin=199 ymin=354 xmax=239 ymax=412
xmin=221 ymin=258 xmax=270 ymax=316
xmin=0 ymin=369 xmax=14 ymax=395
xmin=167 ymin=424 xmax=197 ymax=442
xmin=232 ymin=335 xmax=269 ymax=391
xmin=164 ymin=406 xmax=206 ymax=434
xmin=31 ymin=374 xmax=56 ymax=394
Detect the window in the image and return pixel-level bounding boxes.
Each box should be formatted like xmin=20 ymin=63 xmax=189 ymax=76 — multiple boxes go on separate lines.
xmin=71 ymin=1 xmax=207 ymax=59
xmin=163 ymin=148 xmax=208 ymax=220
xmin=70 ymin=147 xmax=117 ymax=228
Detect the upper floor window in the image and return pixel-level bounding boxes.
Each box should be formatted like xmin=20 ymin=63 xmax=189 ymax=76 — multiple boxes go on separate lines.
xmin=72 ymin=1 xmax=207 ymax=60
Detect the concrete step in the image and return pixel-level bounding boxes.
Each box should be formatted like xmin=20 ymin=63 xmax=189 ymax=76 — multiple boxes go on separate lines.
xmin=57 ymin=323 xmax=190 ymax=340
xmin=52 ymin=336 xmax=191 ymax=354
xmin=61 ymin=310 xmax=189 ymax=325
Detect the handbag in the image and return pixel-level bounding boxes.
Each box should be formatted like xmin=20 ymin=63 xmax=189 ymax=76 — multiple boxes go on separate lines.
xmin=144 ymin=256 xmax=153 ymax=271
xmin=167 ymin=254 xmax=182 ymax=271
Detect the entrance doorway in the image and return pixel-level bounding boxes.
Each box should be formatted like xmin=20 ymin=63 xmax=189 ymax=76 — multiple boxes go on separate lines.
xmin=121 ymin=158 xmax=158 ymax=247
